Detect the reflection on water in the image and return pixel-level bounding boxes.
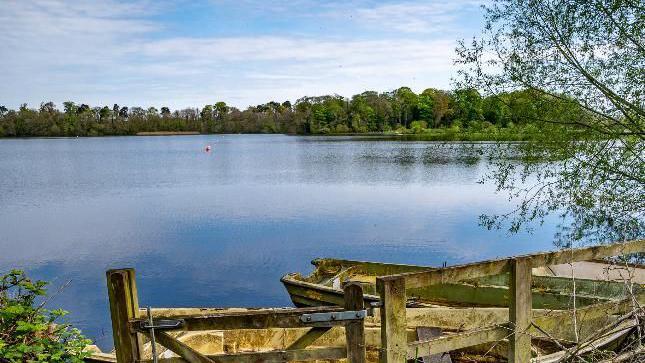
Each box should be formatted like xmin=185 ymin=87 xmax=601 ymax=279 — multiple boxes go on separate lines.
xmin=0 ymin=135 xmax=556 ymax=349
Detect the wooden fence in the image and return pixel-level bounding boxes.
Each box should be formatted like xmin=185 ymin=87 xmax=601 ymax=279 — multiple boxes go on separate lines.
xmin=376 ymin=239 xmax=645 ymax=363
xmin=106 ymin=269 xmax=367 ymax=363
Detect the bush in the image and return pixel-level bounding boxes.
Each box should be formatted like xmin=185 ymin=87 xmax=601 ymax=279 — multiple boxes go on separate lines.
xmin=318 ymin=126 xmax=331 ymax=134
xmin=333 ymin=124 xmax=350 ymax=134
xmin=0 ymin=270 xmax=90 ymax=363
xmin=409 ymin=121 xmax=427 ymax=134
xmin=394 ymin=126 xmax=408 ymax=134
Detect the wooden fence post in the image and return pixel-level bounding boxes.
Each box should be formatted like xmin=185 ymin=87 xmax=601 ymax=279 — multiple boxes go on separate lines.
xmin=509 ymin=257 xmax=532 ymax=363
xmin=377 ymin=276 xmax=407 ymax=363
xmin=344 ymin=282 xmax=366 ymax=363
xmin=107 ymin=268 xmax=142 ymax=363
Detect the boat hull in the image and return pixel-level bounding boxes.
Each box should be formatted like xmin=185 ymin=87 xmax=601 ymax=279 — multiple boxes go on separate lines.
xmin=281 ymin=259 xmax=641 ymax=310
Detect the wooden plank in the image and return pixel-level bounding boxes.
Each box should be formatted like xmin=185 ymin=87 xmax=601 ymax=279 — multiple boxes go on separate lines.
xmin=312 ymin=258 xmax=435 ymax=276
xmin=285 ymin=327 xmax=330 ymax=350
xmin=369 ymin=307 xmax=510 ymax=331
xmin=529 ymin=240 xmax=644 ymax=270
xmin=376 ymin=276 xmax=407 ymax=363
xmin=407 ymin=325 xmax=509 ymax=358
xmin=477 ymin=273 xmax=643 ymax=301
xmin=138 ymin=307 xmax=280 ymax=318
xmin=344 ymin=282 xmax=366 ymax=363
xmin=509 ymin=257 xmax=532 ymax=363
xmin=138 ymin=347 xmax=348 ymax=363
xmin=382 ymin=240 xmax=644 ymax=289
xmin=407 ymin=280 xmax=605 ymax=309
xmin=106 ymin=268 xmax=141 ymax=363
xmin=415 ymin=327 xmax=452 ymax=363
xmin=145 ymin=331 xmax=215 ymax=363
xmin=388 ymin=259 xmax=512 ymax=289
xmin=85 ymin=353 xmax=117 ymax=363
xmin=131 ymin=306 xmax=345 ymax=331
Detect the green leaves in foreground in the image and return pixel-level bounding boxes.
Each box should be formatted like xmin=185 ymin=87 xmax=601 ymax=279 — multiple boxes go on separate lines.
xmin=0 ymin=270 xmax=90 ymax=363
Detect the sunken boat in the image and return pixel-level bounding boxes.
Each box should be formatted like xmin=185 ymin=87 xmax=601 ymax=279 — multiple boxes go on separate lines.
xmin=281 ymin=258 xmax=645 ymax=309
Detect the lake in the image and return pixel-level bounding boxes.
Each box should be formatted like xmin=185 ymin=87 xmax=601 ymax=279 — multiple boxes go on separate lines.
xmin=0 ymin=134 xmax=558 ymax=349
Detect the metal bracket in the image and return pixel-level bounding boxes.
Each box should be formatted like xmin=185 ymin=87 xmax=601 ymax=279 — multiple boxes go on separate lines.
xmin=300 ymin=310 xmax=366 ymax=325
xmin=368 ymin=302 xmax=381 ymax=317
xmin=141 ymin=308 xmax=185 ymax=363
xmin=139 ymin=318 xmax=185 ymax=331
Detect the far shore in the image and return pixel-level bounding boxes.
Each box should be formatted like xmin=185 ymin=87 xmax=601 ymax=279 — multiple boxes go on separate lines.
xmin=1 ymin=129 xmax=540 ymax=142
xmin=135 ymin=131 xmax=200 ymax=136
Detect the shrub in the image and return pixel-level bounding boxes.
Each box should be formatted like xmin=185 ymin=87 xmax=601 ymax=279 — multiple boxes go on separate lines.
xmin=394 ymin=126 xmax=408 ymax=134
xmin=410 ymin=121 xmax=427 ymax=134
xmin=333 ymin=124 xmax=350 ymax=134
xmin=318 ymin=126 xmax=331 ymax=134
xmin=0 ymin=270 xmax=90 ymax=363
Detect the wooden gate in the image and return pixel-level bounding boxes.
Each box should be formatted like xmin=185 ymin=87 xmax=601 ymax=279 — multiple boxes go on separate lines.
xmin=106 ymin=269 xmax=367 ymax=363
xmin=376 ymin=239 xmax=645 ymax=362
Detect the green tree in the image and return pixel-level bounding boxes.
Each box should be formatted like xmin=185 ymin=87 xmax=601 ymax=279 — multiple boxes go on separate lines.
xmin=395 ymin=87 xmax=418 ymax=128
xmin=39 ymin=102 xmax=56 ymax=114
xmin=77 ymin=104 xmax=90 ymax=114
xmin=112 ymin=104 xmax=119 ymax=123
xmin=349 ymin=94 xmax=374 ymax=133
xmin=63 ymin=102 xmax=77 ymax=115
xmin=200 ymin=105 xmax=213 ymax=121
xmin=428 ymin=89 xmax=453 ymax=127
xmin=0 ymin=270 xmax=90 ymax=362
xmin=456 ymin=0 xmax=644 ymax=245
xmin=417 ymin=90 xmax=435 ymax=126
xmin=99 ymin=106 xmax=111 ymax=122
xmin=118 ymin=106 xmax=128 ymax=119
xmin=214 ymin=102 xmax=228 ymax=120
xmin=453 ymin=88 xmax=483 ymax=127
xmin=482 ymin=95 xmax=510 ymax=127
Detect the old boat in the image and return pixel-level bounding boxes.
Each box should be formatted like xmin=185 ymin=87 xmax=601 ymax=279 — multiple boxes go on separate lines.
xmin=276 ymin=258 xmax=645 ymax=361
xmin=281 ymin=258 xmax=645 ymax=309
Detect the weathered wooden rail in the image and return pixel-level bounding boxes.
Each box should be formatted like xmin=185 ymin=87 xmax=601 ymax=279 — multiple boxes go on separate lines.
xmin=376 ymin=239 xmax=645 ymax=362
xmin=107 ymin=269 xmax=367 ymax=363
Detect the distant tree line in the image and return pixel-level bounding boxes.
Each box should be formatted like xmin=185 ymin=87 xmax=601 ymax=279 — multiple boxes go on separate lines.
xmin=0 ymin=87 xmax=585 ymax=137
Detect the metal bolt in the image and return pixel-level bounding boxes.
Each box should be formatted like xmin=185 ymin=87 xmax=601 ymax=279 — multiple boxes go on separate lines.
xmin=331 ymin=313 xmax=336 ymax=320
xmin=356 ymin=312 xmax=361 ymax=318
xmin=306 ymin=316 xmax=311 ymax=322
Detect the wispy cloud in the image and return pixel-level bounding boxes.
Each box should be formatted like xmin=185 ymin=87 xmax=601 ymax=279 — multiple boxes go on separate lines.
xmin=0 ymin=0 xmax=483 ymax=109
xmin=328 ymin=1 xmax=485 ymax=34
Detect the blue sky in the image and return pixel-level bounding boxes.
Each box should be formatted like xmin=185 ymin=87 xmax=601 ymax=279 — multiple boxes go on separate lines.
xmin=0 ymin=0 xmax=485 ymax=110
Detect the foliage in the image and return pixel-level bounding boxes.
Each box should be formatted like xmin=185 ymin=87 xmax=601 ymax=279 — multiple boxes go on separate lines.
xmin=456 ymin=0 xmax=644 ymax=246
xmin=0 ymin=270 xmax=90 ymax=363
xmin=0 ymin=87 xmax=582 ymax=139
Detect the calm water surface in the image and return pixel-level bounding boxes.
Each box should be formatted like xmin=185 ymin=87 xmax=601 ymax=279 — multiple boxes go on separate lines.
xmin=0 ymin=135 xmax=557 ymax=349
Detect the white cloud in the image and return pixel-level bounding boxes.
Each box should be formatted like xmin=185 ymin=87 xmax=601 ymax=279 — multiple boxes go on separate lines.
xmin=334 ymin=1 xmax=485 ymax=34
xmin=0 ymin=0 xmax=472 ymax=110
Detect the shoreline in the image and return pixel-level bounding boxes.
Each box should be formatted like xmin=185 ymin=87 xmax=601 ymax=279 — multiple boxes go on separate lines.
xmin=0 ymin=130 xmax=536 ymax=142
xmin=135 ymin=131 xmax=200 ymax=136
